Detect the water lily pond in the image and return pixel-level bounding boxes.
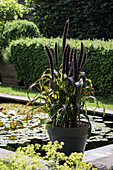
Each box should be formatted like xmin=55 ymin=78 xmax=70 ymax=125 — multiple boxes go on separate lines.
xmin=0 ymin=103 xmax=113 ymax=151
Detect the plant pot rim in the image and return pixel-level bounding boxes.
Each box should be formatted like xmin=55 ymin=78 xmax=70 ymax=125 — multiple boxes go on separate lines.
xmin=47 ymin=121 xmax=89 ymax=129
xmin=47 ymin=121 xmax=89 ymax=141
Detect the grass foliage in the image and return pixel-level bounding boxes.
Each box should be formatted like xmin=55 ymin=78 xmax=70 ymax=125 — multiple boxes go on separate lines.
xmin=0 ymin=84 xmax=36 ymax=98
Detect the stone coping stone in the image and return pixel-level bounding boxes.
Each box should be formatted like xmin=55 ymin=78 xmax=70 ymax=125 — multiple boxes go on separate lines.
xmin=86 ymin=106 xmax=113 ymax=117
xmin=0 ymin=144 xmax=113 ymax=169
xmin=84 ymin=144 xmax=113 ymax=169
xmin=0 ymin=93 xmax=44 ymax=105
xmin=0 ymin=93 xmax=113 ymax=117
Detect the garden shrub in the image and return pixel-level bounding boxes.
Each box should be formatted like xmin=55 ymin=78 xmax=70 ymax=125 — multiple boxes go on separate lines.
xmin=2 ymin=38 xmax=113 ymax=97
xmin=0 ymin=0 xmax=26 ymax=25
xmin=0 ymin=27 xmax=6 ymax=48
xmin=26 ymin=0 xmax=113 ymax=39
xmin=2 ymin=19 xmax=41 ymax=45
xmin=0 ymin=0 xmax=26 ymax=49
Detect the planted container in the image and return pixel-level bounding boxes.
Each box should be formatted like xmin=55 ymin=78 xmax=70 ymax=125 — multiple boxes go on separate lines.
xmin=27 ymin=19 xmax=105 ymax=155
xmin=47 ymin=122 xmax=89 ymax=155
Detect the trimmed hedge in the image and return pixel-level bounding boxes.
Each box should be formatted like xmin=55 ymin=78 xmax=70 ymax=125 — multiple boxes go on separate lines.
xmin=2 ymin=37 xmax=62 ymax=86
xmin=83 ymin=40 xmax=113 ymax=98
xmin=30 ymin=0 xmax=113 ymax=39
xmin=2 ymin=19 xmax=41 ymax=45
xmin=2 ymin=38 xmax=113 ymax=97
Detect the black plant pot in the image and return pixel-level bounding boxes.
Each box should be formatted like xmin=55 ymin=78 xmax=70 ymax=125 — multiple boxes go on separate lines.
xmin=47 ymin=122 xmax=89 ymax=156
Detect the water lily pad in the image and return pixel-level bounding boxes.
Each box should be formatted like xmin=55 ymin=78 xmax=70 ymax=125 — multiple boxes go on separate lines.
xmin=104 ymin=121 xmax=113 ymax=124
xmin=9 ymin=135 xmax=17 ymax=140
xmin=0 ymin=112 xmax=5 ymax=117
xmin=0 ymin=103 xmax=113 ymax=150
xmin=106 ymin=132 xmax=113 ymax=136
xmin=94 ymin=119 xmax=103 ymax=122
xmin=100 ymin=138 xmax=108 ymax=141
xmin=0 ymin=122 xmax=4 ymax=127
xmin=0 ymin=143 xmax=7 ymax=146
xmin=7 ymin=110 xmax=16 ymax=116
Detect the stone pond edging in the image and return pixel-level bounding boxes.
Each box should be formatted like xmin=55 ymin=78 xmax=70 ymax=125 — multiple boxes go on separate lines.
xmin=0 ymin=92 xmax=113 ymax=117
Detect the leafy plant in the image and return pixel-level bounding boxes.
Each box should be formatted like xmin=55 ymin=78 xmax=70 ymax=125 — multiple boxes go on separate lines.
xmin=2 ymin=19 xmax=41 ymax=45
xmin=0 ymin=0 xmax=27 ymax=50
xmin=27 ymin=19 xmax=104 ymax=134
xmin=0 ymin=0 xmax=26 ymax=25
xmin=0 ymin=141 xmax=97 ymax=170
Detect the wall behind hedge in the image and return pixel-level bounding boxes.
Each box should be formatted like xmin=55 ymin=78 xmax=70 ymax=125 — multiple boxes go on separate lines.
xmin=3 ymin=37 xmax=113 ymax=97
xmin=31 ymin=0 xmax=113 ymax=40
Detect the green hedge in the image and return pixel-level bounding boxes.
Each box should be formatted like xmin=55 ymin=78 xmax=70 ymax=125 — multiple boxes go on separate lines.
xmin=30 ymin=0 xmax=113 ymax=39
xmin=2 ymin=19 xmax=41 ymax=45
xmin=83 ymin=40 xmax=113 ymax=97
xmin=2 ymin=38 xmax=113 ymax=97
xmin=2 ymin=37 xmax=62 ymax=86
xmin=0 ymin=26 xmax=5 ymax=48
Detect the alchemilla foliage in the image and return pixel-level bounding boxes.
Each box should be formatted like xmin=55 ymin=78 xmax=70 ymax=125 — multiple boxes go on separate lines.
xmin=0 ymin=141 xmax=97 ymax=170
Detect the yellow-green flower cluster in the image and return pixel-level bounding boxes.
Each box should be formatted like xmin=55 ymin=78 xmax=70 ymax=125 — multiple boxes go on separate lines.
xmin=0 ymin=141 xmax=97 ymax=170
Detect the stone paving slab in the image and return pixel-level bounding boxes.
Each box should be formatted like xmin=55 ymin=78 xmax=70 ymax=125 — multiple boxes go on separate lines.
xmin=0 ymin=148 xmax=14 ymax=158
xmin=84 ymin=144 xmax=113 ymax=169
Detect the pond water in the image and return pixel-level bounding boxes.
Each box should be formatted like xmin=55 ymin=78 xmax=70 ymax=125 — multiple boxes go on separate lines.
xmin=0 ymin=103 xmax=113 ymax=151
xmin=86 ymin=114 xmax=113 ymax=150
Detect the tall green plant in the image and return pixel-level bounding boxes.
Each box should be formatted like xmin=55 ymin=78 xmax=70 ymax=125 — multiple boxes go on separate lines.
xmin=27 ymin=20 xmax=104 ymax=134
xmin=0 ymin=0 xmax=27 ymax=48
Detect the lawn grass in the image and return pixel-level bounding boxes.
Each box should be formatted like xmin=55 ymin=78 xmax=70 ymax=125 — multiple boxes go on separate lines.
xmin=86 ymin=97 xmax=113 ymax=111
xmin=0 ymin=84 xmax=113 ymax=110
xmin=0 ymin=84 xmax=36 ymax=98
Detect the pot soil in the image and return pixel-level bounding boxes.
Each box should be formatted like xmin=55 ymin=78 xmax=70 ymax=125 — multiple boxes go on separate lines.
xmin=47 ymin=122 xmax=89 ymax=156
